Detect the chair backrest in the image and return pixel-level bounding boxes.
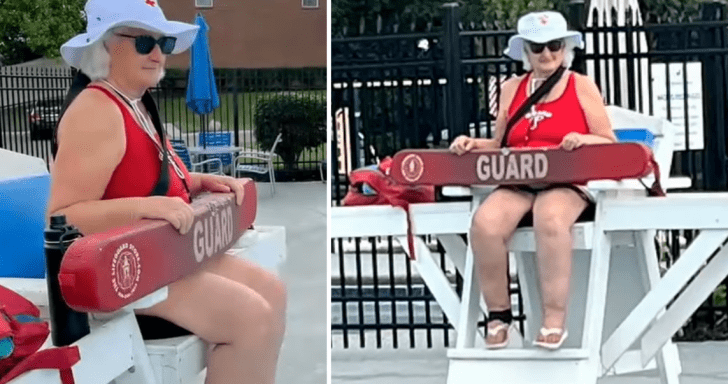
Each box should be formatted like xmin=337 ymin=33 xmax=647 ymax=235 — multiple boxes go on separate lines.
xmin=198 ymin=131 xmax=233 ymax=165
xmin=270 ymin=132 xmax=283 ymax=154
xmin=606 ymin=106 xmax=677 ymax=180
xmin=169 ymin=139 xmax=193 ymax=169
xmin=198 ymin=131 xmax=232 ymax=147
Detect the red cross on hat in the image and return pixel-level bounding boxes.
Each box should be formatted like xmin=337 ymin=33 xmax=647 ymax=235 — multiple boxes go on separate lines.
xmin=539 ymin=15 xmax=549 ymax=25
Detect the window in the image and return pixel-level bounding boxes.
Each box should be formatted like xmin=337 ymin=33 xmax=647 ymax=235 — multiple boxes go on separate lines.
xmin=302 ymin=0 xmax=318 ymax=9
xmin=195 ymin=0 xmax=212 ymax=8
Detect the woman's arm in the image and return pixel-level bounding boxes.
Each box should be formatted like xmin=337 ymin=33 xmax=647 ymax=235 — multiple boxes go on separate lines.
xmin=187 ymin=173 xmax=248 ymax=206
xmin=574 ymin=73 xmax=617 ymax=144
xmin=48 ymin=89 xmax=193 ymax=235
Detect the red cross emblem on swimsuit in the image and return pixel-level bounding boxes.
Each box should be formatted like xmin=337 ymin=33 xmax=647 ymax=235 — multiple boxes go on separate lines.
xmin=145 ymin=0 xmax=156 ymax=6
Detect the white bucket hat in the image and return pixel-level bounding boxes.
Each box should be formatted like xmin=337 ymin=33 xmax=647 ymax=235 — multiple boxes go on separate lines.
xmin=504 ymin=11 xmax=583 ymax=61
xmin=60 ymin=0 xmax=199 ymax=68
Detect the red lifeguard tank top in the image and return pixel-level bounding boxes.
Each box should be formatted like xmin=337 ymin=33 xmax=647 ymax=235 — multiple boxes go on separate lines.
xmin=87 ymin=85 xmax=191 ymax=203
xmin=506 ymin=72 xmax=589 ymax=148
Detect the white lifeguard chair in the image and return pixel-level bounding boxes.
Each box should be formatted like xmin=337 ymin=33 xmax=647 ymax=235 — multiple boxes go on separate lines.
xmin=331 ymin=105 xmax=728 ymax=384
xmin=0 ymin=150 xmax=286 ymax=384
xmin=447 ymin=105 xmax=687 ymax=384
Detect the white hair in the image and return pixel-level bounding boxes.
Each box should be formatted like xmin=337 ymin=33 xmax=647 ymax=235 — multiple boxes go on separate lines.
xmin=521 ymin=38 xmax=578 ymax=71
xmin=76 ymin=29 xmax=116 ymax=81
xmin=76 ymin=27 xmax=167 ymax=84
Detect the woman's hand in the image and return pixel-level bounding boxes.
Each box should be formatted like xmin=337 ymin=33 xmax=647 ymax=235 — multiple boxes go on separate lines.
xmin=197 ymin=174 xmax=249 ymax=206
xmin=449 ymin=135 xmax=477 ymax=155
xmin=559 ymin=132 xmax=586 ymax=151
xmin=139 ymin=196 xmax=195 ymax=234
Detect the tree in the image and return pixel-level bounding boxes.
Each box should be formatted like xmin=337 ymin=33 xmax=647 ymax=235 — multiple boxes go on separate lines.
xmin=481 ymin=0 xmax=711 ymax=29
xmin=254 ymin=96 xmax=326 ymax=171
xmin=638 ymin=0 xmax=705 ymax=23
xmin=480 ymin=0 xmax=573 ymax=30
xmin=332 ymin=0 xmax=486 ymax=35
xmin=0 ymin=0 xmax=85 ymax=65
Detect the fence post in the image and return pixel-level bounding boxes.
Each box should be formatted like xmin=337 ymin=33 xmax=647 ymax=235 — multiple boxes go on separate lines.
xmin=0 ymin=68 xmax=4 ymax=149
xmin=443 ymin=3 xmax=465 ymax=140
xmin=233 ymin=69 xmax=240 ymax=147
xmin=568 ymin=0 xmax=587 ymax=75
xmin=701 ymin=1 xmax=728 ymax=190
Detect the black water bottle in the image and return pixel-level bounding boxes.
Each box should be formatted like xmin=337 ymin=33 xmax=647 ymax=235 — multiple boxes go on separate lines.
xmin=44 ymin=215 xmax=90 ymax=346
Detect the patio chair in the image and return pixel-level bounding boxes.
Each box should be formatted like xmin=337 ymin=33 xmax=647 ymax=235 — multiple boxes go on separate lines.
xmin=198 ymin=131 xmax=233 ymax=171
xmin=169 ymin=139 xmax=223 ymax=175
xmin=234 ymin=133 xmax=282 ymax=195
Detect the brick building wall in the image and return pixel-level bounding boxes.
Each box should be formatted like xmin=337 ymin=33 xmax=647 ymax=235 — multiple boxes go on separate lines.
xmin=160 ymin=0 xmax=326 ymax=69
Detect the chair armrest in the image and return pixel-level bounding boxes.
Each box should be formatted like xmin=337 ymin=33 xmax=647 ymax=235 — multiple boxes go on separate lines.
xmin=586 ymin=176 xmax=692 ymax=193
xmin=191 ymin=157 xmax=223 ymax=173
xmin=238 ymin=149 xmax=277 ymax=157
xmin=441 ymin=176 xmax=693 ymax=198
xmin=234 ymin=153 xmax=274 ymax=164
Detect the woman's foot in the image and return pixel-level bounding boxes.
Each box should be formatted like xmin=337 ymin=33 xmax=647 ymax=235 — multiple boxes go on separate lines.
xmin=533 ymin=327 xmax=568 ymax=350
xmin=485 ymin=320 xmax=513 ymax=349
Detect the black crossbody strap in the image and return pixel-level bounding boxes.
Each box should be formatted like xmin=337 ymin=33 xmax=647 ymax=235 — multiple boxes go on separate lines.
xmin=142 ymin=92 xmax=172 ymax=197
xmin=500 ymin=66 xmax=566 ymax=148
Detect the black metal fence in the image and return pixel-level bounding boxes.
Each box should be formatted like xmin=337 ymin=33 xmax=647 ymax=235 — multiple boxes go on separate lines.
xmin=0 ymin=66 xmax=326 ymax=180
xmin=331 ymin=2 xmax=728 ymax=348
xmin=332 ymin=236 xmax=456 ymax=349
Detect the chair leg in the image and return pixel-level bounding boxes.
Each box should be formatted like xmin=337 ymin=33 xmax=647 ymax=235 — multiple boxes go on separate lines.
xmin=269 ymin=160 xmax=275 ymax=195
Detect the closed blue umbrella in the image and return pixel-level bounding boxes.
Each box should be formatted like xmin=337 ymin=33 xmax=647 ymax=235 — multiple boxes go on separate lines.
xmin=186 ymin=13 xmax=219 ymax=147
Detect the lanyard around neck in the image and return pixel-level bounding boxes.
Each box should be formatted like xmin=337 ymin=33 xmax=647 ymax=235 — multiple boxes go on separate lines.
xmin=101 ymin=80 xmax=187 ymax=183
xmin=101 ymin=81 xmax=159 ymax=144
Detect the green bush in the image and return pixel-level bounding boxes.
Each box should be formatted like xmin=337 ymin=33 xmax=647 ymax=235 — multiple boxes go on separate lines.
xmin=254 ymin=95 xmax=325 ymax=170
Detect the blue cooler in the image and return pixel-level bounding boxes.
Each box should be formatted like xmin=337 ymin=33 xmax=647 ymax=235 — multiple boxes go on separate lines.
xmin=614 ymin=128 xmax=655 ymax=147
xmin=0 ymin=149 xmax=50 ymax=278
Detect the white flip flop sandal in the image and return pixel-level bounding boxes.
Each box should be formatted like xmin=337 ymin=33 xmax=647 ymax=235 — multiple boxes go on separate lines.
xmin=485 ymin=321 xmax=513 ymax=349
xmin=533 ymin=327 xmax=569 ymax=350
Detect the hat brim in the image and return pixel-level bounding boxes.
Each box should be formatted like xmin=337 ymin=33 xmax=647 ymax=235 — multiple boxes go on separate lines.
xmin=504 ymin=32 xmax=583 ymax=61
xmin=61 ymin=19 xmax=199 ymax=68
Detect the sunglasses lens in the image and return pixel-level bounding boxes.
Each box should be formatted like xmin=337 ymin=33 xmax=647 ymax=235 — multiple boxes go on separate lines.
xmin=159 ymin=37 xmax=177 ymax=54
xmin=135 ymin=36 xmax=156 ymax=54
xmin=528 ymin=40 xmax=563 ymax=54
xmin=131 ymin=35 xmax=176 ymax=55
xmin=529 ymin=42 xmax=546 ymax=53
xmin=547 ymin=40 xmax=564 ymax=51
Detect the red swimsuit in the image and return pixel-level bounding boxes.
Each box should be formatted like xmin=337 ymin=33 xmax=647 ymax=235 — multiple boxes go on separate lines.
xmin=506 ymin=72 xmax=589 ymax=148
xmin=502 ymin=72 xmax=594 ymax=202
xmin=87 ymin=85 xmax=191 ymax=203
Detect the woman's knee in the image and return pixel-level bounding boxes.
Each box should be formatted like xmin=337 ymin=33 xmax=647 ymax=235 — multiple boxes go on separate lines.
xmin=471 ymin=211 xmax=509 ymax=240
xmin=228 ymin=294 xmax=277 ymax=345
xmin=260 ymin=270 xmax=287 ymax=317
xmin=267 ymin=274 xmax=288 ymax=317
xmin=534 ymin=210 xmax=571 ymax=237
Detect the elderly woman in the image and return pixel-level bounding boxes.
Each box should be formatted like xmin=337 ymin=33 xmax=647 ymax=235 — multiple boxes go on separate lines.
xmin=48 ymin=0 xmax=286 ymax=382
xmin=450 ymin=11 xmax=616 ymax=349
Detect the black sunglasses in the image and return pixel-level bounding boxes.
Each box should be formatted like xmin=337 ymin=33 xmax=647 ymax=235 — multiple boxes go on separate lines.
xmin=116 ymin=34 xmax=177 ymax=55
xmin=527 ymin=39 xmax=564 ymax=54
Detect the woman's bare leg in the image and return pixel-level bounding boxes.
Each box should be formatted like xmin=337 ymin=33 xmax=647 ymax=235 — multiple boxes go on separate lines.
xmin=470 ymin=188 xmax=533 ymax=344
xmin=137 ymin=263 xmax=283 ymax=384
xmin=531 ymin=188 xmax=588 ymax=344
xmin=204 ymin=254 xmax=287 ymax=351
